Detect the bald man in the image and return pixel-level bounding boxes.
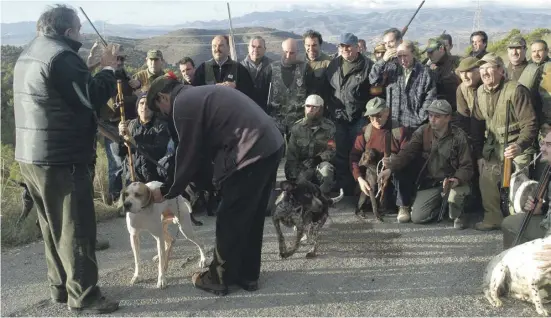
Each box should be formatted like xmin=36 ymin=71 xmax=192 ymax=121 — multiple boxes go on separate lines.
xmin=193 ymin=35 xmax=255 ymax=101
xmin=268 ymin=38 xmax=308 ymax=137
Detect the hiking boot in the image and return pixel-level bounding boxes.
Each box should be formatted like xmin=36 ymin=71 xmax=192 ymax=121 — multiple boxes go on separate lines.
xmin=191 ymin=270 xmax=228 ymax=296
xmin=474 ymin=221 xmax=500 ymax=231
xmin=67 ymin=296 xmax=120 ymax=314
xmin=397 ymin=206 xmax=411 ymax=223
xmin=95 ymin=239 xmax=110 ymax=251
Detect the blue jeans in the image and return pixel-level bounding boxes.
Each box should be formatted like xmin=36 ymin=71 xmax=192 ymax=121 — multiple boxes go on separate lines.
xmin=104 ymin=137 xmax=123 ymax=198
xmin=333 ymin=117 xmax=368 ymax=195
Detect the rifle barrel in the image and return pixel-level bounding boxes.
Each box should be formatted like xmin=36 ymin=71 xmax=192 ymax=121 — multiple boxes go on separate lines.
xmin=79 ymin=7 xmax=108 ymax=47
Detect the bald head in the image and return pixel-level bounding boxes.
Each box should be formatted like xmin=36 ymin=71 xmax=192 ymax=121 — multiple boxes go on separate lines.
xmin=282 ymin=38 xmax=298 ymax=64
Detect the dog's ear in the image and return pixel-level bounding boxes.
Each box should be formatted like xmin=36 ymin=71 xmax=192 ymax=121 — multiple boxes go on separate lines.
xmin=280 ymin=180 xmax=296 ymax=192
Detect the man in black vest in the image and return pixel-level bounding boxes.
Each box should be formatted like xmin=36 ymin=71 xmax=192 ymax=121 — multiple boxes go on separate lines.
xmin=241 ymin=36 xmax=272 ymax=112
xmin=13 ymin=4 xmax=119 ymax=314
xmin=192 ymin=35 xmax=255 ymax=102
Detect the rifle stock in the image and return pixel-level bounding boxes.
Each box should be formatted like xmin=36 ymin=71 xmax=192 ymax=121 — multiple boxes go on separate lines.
xmin=117 ymin=79 xmax=136 ymax=182
xmin=500 ymin=101 xmax=513 ymax=216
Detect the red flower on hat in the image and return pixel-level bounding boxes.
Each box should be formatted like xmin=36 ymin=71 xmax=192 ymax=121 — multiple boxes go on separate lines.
xmin=166 ymin=70 xmax=178 ymax=81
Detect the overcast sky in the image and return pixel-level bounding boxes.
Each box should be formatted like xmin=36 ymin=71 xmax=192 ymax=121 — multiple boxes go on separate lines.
xmin=1 ymin=0 xmax=548 ymax=26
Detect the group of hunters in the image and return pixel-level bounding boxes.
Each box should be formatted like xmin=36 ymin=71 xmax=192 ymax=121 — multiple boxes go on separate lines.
xmin=11 ymin=3 xmax=551 ymax=313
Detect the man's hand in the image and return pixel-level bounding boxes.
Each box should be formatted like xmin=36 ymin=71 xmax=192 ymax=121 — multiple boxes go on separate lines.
xmin=118 ymin=121 xmax=129 ymax=137
xmin=382 ymin=157 xmax=391 ymax=169
xmin=100 ymin=43 xmax=119 ymax=69
xmin=378 ymin=169 xmax=391 ymax=184
xmin=477 ymin=158 xmax=485 ymax=173
xmin=216 ymin=81 xmax=236 ymax=88
xmin=128 ymin=79 xmax=141 ymax=89
xmin=358 ymin=177 xmax=371 ymax=195
xmin=504 ymin=143 xmax=521 ymax=159
xmin=151 ymin=188 xmax=165 ymax=203
xmin=87 ymin=41 xmax=102 ymax=69
xmin=443 ymin=177 xmax=459 ymax=189
xmin=523 ymin=195 xmax=543 ymax=215
xmin=383 ymin=48 xmax=397 ymax=62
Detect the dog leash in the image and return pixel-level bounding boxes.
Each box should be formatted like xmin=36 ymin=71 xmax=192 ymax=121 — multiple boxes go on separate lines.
xmin=375 ymin=159 xmax=385 ymax=198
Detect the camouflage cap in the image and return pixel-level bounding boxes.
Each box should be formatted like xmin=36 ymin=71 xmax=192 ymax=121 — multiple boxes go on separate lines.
xmin=146 ymin=75 xmax=172 ymax=112
xmin=147 ymin=49 xmax=163 ymax=59
xmin=374 ymin=43 xmax=386 ymax=53
xmin=427 ymin=99 xmax=452 ymax=115
xmin=364 ymin=97 xmax=388 ymax=116
xmin=476 ymin=53 xmax=505 ymax=68
xmin=422 ymin=37 xmax=444 ymax=54
xmin=304 ymin=94 xmax=324 ymax=107
xmin=507 ymin=35 xmax=527 ymax=48
xmin=456 ymin=56 xmax=480 ymax=72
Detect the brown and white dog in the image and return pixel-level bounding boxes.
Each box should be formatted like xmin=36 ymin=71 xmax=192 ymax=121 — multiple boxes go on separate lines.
xmin=123 ymin=181 xmax=207 ymax=289
xmin=483 ymin=235 xmax=551 ymax=316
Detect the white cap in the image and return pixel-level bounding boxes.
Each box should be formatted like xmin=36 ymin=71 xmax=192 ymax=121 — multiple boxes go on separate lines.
xmin=304 ymin=94 xmax=324 ymax=107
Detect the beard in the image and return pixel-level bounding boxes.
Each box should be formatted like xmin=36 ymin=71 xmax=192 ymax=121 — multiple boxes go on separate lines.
xmin=305 ymin=112 xmax=321 ymax=124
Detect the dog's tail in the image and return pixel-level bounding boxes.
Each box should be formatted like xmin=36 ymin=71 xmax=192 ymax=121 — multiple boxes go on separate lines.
xmin=330 ymin=188 xmax=345 ymax=204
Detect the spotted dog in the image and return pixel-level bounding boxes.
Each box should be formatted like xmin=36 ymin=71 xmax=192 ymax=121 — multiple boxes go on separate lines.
xmin=483 ymin=236 xmax=551 ymax=316
xmin=123 ymin=181 xmax=207 ymax=289
xmin=356 ymin=148 xmax=384 ymax=222
xmin=273 ymin=180 xmax=344 ymax=259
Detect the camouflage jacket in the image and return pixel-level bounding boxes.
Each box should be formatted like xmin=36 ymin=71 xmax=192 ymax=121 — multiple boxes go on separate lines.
xmin=388 ymin=123 xmax=474 ymax=187
xmin=285 ymin=117 xmax=336 ymax=180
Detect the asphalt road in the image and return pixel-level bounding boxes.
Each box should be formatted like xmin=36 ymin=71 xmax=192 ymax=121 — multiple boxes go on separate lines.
xmin=1 ymin=165 xmax=544 ymax=317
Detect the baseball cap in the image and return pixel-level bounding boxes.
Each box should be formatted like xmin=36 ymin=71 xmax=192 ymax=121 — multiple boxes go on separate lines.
xmin=427 ymin=99 xmax=452 ymax=115
xmin=476 ymin=53 xmax=505 ymax=68
xmin=422 ymin=38 xmax=444 ymax=54
xmin=147 ymin=49 xmax=163 ymax=59
xmin=374 ymin=43 xmax=386 ymax=53
xmin=456 ymin=56 xmax=480 ymax=72
xmin=364 ymin=97 xmax=388 ymax=116
xmin=146 ymin=75 xmax=172 ymax=111
xmin=339 ymin=33 xmax=358 ymax=46
xmin=507 ymin=35 xmax=527 ymax=48
xmin=304 ymin=94 xmax=324 ymax=107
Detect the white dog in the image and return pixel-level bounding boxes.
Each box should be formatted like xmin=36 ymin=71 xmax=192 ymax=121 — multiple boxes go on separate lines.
xmin=123 ymin=181 xmax=207 ymax=289
xmin=483 ymin=235 xmax=551 ymax=316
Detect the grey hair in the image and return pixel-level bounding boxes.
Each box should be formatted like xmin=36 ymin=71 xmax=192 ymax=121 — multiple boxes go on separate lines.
xmin=401 ymin=40 xmax=416 ymax=53
xmin=36 ymin=4 xmax=78 ymax=36
xmin=249 ymin=36 xmax=266 ymax=48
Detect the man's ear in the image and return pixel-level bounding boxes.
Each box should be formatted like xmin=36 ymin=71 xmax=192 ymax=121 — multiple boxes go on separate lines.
xmin=280 ymin=180 xmax=296 ymax=192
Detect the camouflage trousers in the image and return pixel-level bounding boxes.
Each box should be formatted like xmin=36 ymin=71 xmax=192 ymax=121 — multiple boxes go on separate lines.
xmin=295 ymin=161 xmax=335 ymax=194
xmin=410 ymin=184 xmax=471 ymax=224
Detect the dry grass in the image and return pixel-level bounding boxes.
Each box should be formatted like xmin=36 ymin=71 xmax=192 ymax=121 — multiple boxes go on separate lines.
xmin=1 ymin=141 xmax=119 ymax=248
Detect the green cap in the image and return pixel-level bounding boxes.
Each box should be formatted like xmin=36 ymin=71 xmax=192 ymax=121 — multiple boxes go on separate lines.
xmin=147 ymin=49 xmax=163 ymax=59
xmin=422 ymin=38 xmax=444 ymax=54
xmin=507 ymin=35 xmax=527 ymax=48
xmin=456 ymin=56 xmax=480 ymax=72
xmin=364 ymin=97 xmax=387 ymax=116
xmin=146 ymin=75 xmax=172 ymax=112
xmin=476 ymin=53 xmax=505 ymax=68
xmin=427 ymin=99 xmax=452 ymax=115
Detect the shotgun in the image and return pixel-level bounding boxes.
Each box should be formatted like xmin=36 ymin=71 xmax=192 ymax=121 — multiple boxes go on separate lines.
xmin=117 ymin=79 xmax=136 ymax=182
xmin=437 ymin=178 xmax=452 ymax=222
xmin=500 ymin=101 xmax=513 ymax=217
xmin=380 ymin=90 xmax=392 ymax=208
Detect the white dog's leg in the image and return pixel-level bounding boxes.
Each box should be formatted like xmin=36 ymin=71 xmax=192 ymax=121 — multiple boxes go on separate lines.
xmin=176 ymin=198 xmax=207 ymax=268
xmin=130 ymin=233 xmax=140 ymax=285
xmin=530 ymin=282 xmax=549 ymax=316
xmin=155 ymin=236 xmax=167 ymax=289
xmin=487 ymin=262 xmax=506 ymax=308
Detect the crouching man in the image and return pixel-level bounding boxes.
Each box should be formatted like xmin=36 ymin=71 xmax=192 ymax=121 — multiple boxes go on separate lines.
xmin=501 ymin=131 xmax=551 ymax=248
xmin=378 ymin=100 xmax=474 ymax=228
xmin=285 ymin=94 xmax=336 ymax=194
xmin=349 ymin=97 xmax=411 ymax=220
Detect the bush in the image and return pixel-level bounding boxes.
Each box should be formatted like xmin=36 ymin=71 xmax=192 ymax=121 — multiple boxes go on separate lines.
xmin=0 ymin=142 xmax=119 ymax=247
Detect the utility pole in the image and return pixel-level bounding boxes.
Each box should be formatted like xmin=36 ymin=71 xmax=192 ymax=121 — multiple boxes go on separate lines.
xmin=472 ymin=0 xmax=482 ymax=31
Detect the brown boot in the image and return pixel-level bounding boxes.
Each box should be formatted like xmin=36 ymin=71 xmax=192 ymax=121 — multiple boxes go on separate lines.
xmin=474 ymin=221 xmax=500 ymax=231
xmin=191 ymin=270 xmax=228 ymax=296
xmin=67 ymin=296 xmax=119 ymax=314
xmin=95 ymin=239 xmax=110 ymax=251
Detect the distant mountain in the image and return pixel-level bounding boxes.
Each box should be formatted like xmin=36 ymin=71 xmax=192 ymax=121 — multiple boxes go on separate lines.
xmin=2 ymin=7 xmax=550 ymax=56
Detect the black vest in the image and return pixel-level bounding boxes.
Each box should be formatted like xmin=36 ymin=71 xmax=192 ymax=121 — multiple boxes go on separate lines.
xmin=13 ymin=35 xmax=97 ymax=165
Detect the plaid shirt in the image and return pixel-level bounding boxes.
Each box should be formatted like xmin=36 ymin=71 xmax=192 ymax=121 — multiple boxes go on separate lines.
xmin=369 ymin=59 xmax=437 ymax=129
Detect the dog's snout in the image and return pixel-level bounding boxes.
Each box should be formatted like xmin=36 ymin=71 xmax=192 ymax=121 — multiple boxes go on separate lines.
xmin=123 ymin=201 xmax=132 ymax=210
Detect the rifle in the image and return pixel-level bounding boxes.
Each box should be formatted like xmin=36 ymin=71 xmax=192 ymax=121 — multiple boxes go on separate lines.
xmin=512 ymin=164 xmax=551 ymax=247
xmin=437 ymin=178 xmax=452 ymax=222
xmin=500 ymin=101 xmax=513 ymax=217
xmin=117 ymin=80 xmax=136 ymax=182
xmin=401 ymin=0 xmax=426 ymax=38
xmin=380 ymin=90 xmax=392 ymax=207
xmin=79 ymin=7 xmax=108 ymax=47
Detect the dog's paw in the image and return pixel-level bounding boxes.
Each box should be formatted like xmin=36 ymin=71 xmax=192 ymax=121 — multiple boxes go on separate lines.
xmin=536 ymin=306 xmax=549 ymax=317
xmin=305 ymin=251 xmax=317 ymax=259
xmin=130 ymin=275 xmax=139 ymax=285
xmin=157 ymin=276 xmax=167 ymax=289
